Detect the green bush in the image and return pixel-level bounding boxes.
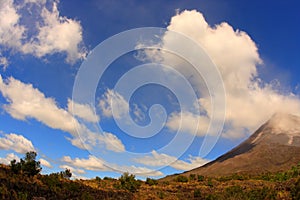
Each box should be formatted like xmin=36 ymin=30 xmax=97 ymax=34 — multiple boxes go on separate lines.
xmin=103 ymin=176 xmax=115 ymax=181
xmin=95 ymin=176 xmax=101 ymax=182
xmin=291 ymin=177 xmax=300 ymax=200
xmin=157 ymin=191 xmax=165 ymax=199
xmin=207 ymin=178 xmax=213 ymax=187
xmin=247 ymin=187 xmax=276 ymax=200
xmin=145 ymin=177 xmax=158 ymax=186
xmin=176 ymin=175 xmax=188 ymax=183
xmin=225 ymin=185 xmax=244 ymax=198
xmin=197 ymin=175 xmax=204 ymax=181
xmin=189 ymin=174 xmax=196 ymax=181
xmin=118 ymin=172 xmax=141 ymax=193
xmin=194 ymin=188 xmax=201 ymax=198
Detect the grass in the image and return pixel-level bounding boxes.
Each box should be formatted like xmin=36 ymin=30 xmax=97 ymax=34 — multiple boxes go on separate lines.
xmin=1 ymin=162 xmax=300 ymax=199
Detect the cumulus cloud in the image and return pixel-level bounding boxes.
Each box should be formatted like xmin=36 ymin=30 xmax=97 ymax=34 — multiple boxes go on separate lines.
xmin=134 ymin=150 xmax=209 ymax=171
xmin=39 ymin=158 xmax=52 ymax=168
xmin=0 ymin=153 xmax=19 ymax=164
xmin=61 ymin=155 xmax=163 ymax=177
xmin=0 ymin=0 xmax=85 ymax=64
xmin=0 ymin=75 xmax=125 ymax=152
xmin=0 ymin=133 xmax=35 ymax=154
xmin=21 ymin=1 xmax=86 ymax=63
xmin=140 ymin=10 xmax=300 ymax=139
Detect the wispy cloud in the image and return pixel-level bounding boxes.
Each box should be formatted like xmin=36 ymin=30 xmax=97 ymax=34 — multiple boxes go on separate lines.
xmin=61 ymin=155 xmax=163 ymax=177
xmin=134 ymin=150 xmax=209 ymax=171
xmin=0 ymin=75 xmax=125 ymax=153
xmin=98 ymin=89 xmax=129 ymax=119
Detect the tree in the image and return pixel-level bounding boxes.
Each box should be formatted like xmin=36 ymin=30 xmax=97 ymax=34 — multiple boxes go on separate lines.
xmin=10 ymin=159 xmax=21 ymax=174
xmin=61 ymin=168 xmax=72 ymax=179
xmin=10 ymin=151 xmax=42 ymax=176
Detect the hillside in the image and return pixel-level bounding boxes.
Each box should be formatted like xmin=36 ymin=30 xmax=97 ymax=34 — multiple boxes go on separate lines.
xmin=177 ymin=113 xmax=300 ymax=177
xmin=1 ymin=113 xmax=300 ymax=199
xmin=1 ymin=162 xmax=300 ymax=200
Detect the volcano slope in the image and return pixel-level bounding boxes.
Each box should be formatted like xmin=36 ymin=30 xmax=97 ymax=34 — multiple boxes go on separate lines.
xmin=168 ymin=113 xmax=300 ymax=179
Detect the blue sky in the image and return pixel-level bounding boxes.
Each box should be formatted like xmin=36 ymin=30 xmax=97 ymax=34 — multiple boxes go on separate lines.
xmin=0 ymin=0 xmax=300 ymax=179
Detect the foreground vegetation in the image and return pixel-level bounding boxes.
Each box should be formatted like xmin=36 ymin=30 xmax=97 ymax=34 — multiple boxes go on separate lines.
xmin=0 ymin=152 xmax=300 ymax=199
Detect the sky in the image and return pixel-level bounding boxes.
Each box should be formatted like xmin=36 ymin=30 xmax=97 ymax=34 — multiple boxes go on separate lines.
xmin=0 ymin=0 xmax=300 ymax=179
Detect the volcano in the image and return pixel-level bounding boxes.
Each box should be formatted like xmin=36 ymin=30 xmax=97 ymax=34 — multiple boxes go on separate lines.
xmin=177 ymin=113 xmax=300 ymax=177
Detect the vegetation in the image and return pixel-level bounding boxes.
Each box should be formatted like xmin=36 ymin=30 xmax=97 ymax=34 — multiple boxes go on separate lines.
xmin=117 ymin=172 xmax=141 ymax=193
xmin=1 ymin=151 xmax=300 ymax=199
xmin=175 ymin=175 xmax=189 ymax=182
xmin=10 ymin=151 xmax=42 ymax=176
xmin=145 ymin=177 xmax=158 ymax=186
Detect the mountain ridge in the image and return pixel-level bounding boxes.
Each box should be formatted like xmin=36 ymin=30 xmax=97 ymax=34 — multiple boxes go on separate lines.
xmin=163 ymin=113 xmax=300 ymax=180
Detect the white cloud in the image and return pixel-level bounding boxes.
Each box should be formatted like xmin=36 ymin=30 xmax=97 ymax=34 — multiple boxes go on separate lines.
xmin=0 ymin=75 xmax=78 ymax=134
xmin=114 ymin=165 xmax=163 ymax=177
xmin=0 ymin=133 xmax=35 ymax=154
xmin=101 ymin=132 xmax=125 ymax=152
xmin=59 ymin=164 xmax=86 ymax=175
xmin=67 ymin=99 xmax=99 ymax=123
xmin=98 ymin=89 xmax=148 ymax=126
xmin=39 ymin=158 xmax=52 ymax=168
xmin=61 ymin=155 xmax=163 ymax=177
xmin=0 ymin=75 xmax=125 ymax=152
xmin=62 ymin=155 xmax=106 ymax=171
xmin=134 ymin=150 xmax=209 ymax=171
xmin=0 ymin=55 xmax=9 ymax=70
xmin=166 ymin=111 xmax=209 ymax=136
xmin=0 ymin=153 xmax=19 ymax=164
xmin=0 ymin=0 xmax=25 ymax=50
xmin=98 ymin=89 xmax=129 ymax=119
xmin=132 ymin=104 xmax=146 ymax=122
xmin=22 ymin=1 xmax=86 ymax=63
xmin=0 ymin=0 xmax=85 ymax=64
xmin=140 ymin=10 xmax=300 ymax=139
xmin=23 ymin=0 xmax=46 ymax=5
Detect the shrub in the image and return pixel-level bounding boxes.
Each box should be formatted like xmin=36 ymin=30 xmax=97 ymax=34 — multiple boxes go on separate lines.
xmin=197 ymin=175 xmax=204 ymax=181
xmin=157 ymin=191 xmax=165 ymax=199
xmin=194 ymin=188 xmax=201 ymax=198
xmin=103 ymin=176 xmax=115 ymax=181
xmin=225 ymin=185 xmax=244 ymax=198
xmin=119 ymin=172 xmax=141 ymax=193
xmin=291 ymin=177 xmax=300 ymax=200
xmin=247 ymin=187 xmax=276 ymax=200
xmin=189 ymin=174 xmax=196 ymax=181
xmin=95 ymin=176 xmax=101 ymax=182
xmin=145 ymin=178 xmax=158 ymax=186
xmin=207 ymin=178 xmax=213 ymax=187
xmin=176 ymin=175 xmax=188 ymax=183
